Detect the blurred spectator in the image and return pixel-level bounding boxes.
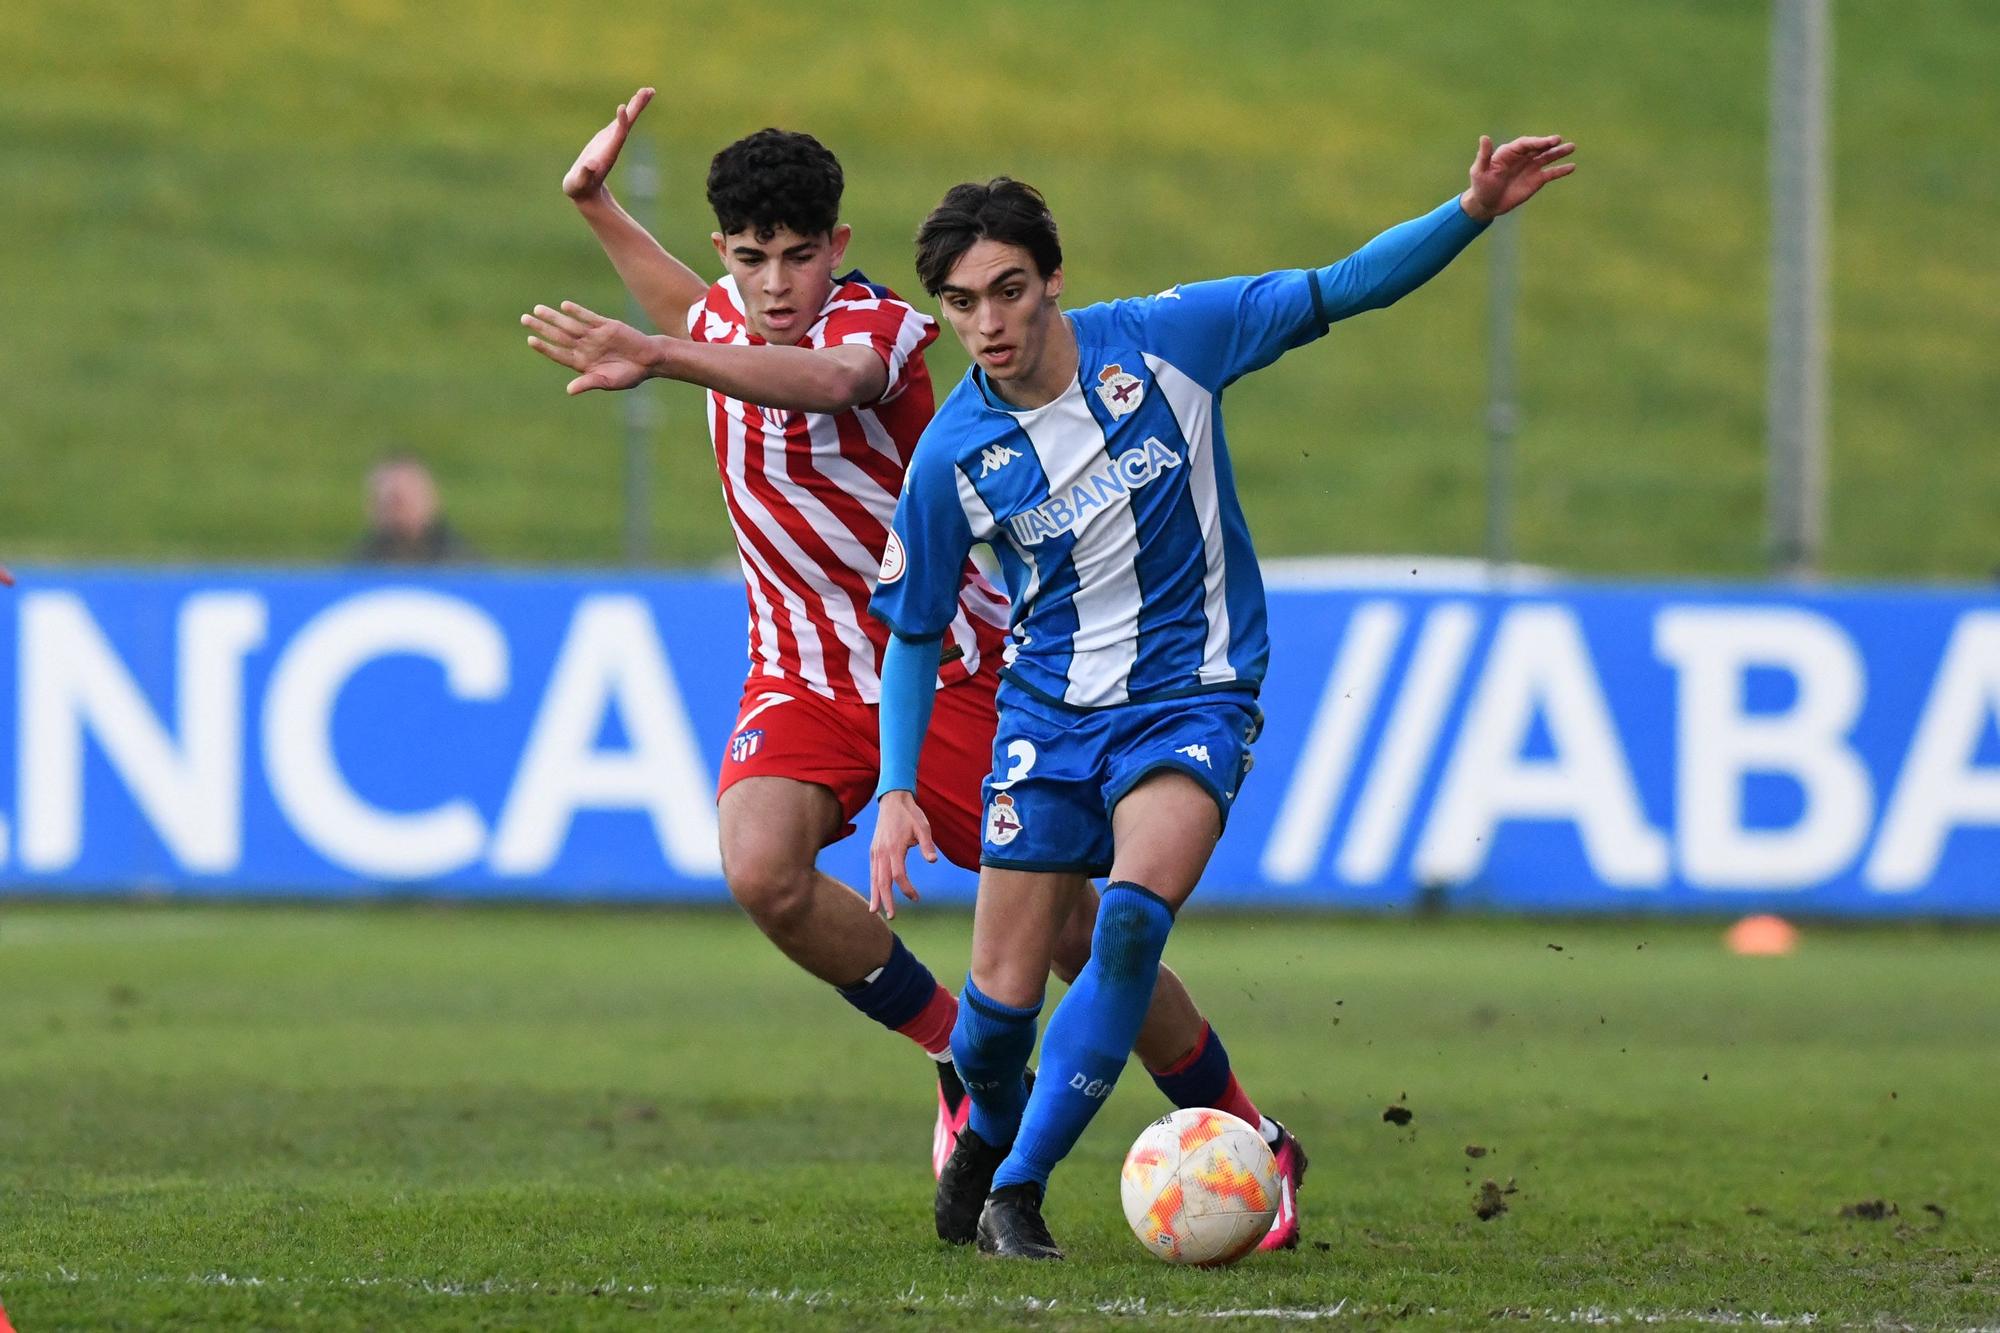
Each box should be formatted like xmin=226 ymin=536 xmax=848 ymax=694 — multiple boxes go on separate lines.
xmin=350 ymin=453 xmax=477 ymax=565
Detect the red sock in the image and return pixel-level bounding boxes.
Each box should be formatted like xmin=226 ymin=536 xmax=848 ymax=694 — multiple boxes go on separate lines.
xmin=896 ymin=983 xmax=958 ymax=1058
xmin=1213 ymin=1071 xmax=1263 ymax=1129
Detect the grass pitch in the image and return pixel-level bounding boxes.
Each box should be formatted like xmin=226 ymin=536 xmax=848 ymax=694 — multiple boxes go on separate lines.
xmin=1 ymin=904 xmax=1995 ymax=1330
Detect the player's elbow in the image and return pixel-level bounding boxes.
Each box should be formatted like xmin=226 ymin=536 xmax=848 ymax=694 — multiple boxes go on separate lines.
xmin=821 ymin=356 xmax=886 ymax=413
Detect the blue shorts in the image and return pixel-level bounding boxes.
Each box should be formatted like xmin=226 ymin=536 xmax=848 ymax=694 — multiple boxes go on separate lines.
xmin=979 ymin=688 xmax=1262 ymax=875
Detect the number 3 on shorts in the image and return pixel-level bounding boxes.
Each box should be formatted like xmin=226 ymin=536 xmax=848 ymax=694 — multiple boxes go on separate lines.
xmin=992 ymin=739 xmax=1037 ymax=790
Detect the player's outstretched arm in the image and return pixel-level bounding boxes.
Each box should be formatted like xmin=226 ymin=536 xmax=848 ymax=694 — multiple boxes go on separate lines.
xmin=564 ymin=87 xmax=710 ymax=337
xmin=523 ymin=301 xmax=889 ymax=410
xmin=1311 ymin=133 xmax=1575 ymax=325
xmin=1136 ymin=134 xmax=1576 ymax=386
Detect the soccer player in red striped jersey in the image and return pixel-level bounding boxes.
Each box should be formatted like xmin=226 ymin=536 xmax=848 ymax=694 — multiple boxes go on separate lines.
xmin=521 ymin=90 xmax=1307 ymax=1248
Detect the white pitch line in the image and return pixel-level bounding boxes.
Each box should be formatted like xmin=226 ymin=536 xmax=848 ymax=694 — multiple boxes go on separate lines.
xmin=3 ymin=1270 xmax=1996 ymax=1331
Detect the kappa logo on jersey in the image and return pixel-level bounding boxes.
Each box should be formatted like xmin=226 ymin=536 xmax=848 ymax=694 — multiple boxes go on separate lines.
xmin=1156 ymin=284 xmax=1184 ymax=300
xmin=1006 ymin=437 xmax=1182 ymax=546
xmin=979 ymin=443 xmax=1023 ymax=477
xmin=729 ymin=728 xmax=765 ymax=762
xmin=1095 ymin=363 xmax=1145 ymax=419
xmin=1176 ymin=743 xmax=1213 ymax=768
xmin=985 ymin=792 xmax=1024 ymax=846
xmin=878 ymin=530 xmax=907 ymax=584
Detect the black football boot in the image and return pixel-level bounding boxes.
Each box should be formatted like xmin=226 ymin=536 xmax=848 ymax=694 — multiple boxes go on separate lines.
xmin=975 ymin=1182 xmax=1064 ymax=1260
xmin=935 ymin=1126 xmax=1008 ymax=1244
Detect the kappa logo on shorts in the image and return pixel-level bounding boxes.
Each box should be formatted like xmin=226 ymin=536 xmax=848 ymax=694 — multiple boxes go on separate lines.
xmin=1176 ymin=743 xmax=1213 ymax=768
xmin=1095 ymin=363 xmax=1145 ymax=419
xmin=728 ymin=728 xmax=765 ymax=763
xmin=985 ymin=792 xmax=1024 ymax=847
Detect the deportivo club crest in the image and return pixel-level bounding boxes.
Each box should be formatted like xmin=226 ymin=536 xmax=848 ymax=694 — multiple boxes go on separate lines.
xmin=1095 ymin=364 xmax=1144 ymax=419
xmin=985 ymin=792 xmax=1024 ymax=847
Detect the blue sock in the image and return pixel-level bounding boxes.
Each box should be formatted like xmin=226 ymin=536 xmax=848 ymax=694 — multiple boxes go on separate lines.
xmin=836 ymin=935 xmax=939 ymax=1033
xmin=951 ymin=977 xmax=1041 ymax=1148
xmin=993 ymin=883 xmax=1175 ymax=1193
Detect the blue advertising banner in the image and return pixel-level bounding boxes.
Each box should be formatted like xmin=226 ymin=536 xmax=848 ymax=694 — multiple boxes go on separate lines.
xmin=1 ymin=570 xmax=1996 ymax=913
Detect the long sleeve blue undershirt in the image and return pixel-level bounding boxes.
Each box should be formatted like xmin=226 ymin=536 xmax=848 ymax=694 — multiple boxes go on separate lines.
xmin=875 ymin=631 xmax=941 ymax=798
xmin=1313 ymin=195 xmax=1487 ymax=326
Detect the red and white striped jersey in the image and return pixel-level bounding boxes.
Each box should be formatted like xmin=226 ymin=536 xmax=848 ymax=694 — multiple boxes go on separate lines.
xmin=688 ymin=271 xmax=1010 ymax=704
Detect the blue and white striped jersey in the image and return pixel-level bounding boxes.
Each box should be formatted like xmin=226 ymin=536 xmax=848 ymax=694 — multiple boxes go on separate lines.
xmin=871 ymin=195 xmax=1486 ymax=711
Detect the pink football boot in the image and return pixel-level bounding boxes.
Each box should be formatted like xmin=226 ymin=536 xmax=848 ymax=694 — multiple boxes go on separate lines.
xmin=933 ymin=1062 xmax=971 ymax=1180
xmin=1258 ymin=1119 xmax=1310 ymax=1250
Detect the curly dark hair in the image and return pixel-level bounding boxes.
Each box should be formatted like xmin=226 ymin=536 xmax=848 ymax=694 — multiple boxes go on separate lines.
xmin=705 ymin=129 xmax=844 ymax=240
xmin=914 ymin=178 xmax=1063 ymax=296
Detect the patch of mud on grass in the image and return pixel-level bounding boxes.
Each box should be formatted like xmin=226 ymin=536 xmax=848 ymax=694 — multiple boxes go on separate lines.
xmin=1839 ymin=1199 xmax=1898 ymax=1220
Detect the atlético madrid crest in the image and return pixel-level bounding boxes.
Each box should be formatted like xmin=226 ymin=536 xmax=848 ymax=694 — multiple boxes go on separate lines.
xmin=1095 ymin=363 xmax=1144 ymax=419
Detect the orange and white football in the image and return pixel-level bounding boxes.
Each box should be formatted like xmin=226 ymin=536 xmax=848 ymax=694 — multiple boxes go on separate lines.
xmin=1119 ymin=1107 xmax=1279 ymax=1265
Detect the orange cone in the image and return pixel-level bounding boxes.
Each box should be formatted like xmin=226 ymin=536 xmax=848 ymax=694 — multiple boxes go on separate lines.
xmin=1 ymin=1296 xmax=16 ymax=1332
xmin=1726 ymin=914 xmax=1797 ymax=956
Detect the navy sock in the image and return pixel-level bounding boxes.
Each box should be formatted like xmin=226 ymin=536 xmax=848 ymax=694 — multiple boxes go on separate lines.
xmin=1149 ymin=1021 xmax=1232 ymax=1108
xmin=836 ymin=935 xmax=937 ymax=1031
xmin=994 ymin=883 xmax=1175 ymax=1193
xmin=951 ymin=977 xmax=1041 ymax=1148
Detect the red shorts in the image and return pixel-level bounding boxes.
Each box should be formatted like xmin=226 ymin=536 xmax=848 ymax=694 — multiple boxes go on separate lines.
xmin=716 ymin=665 xmax=998 ymax=871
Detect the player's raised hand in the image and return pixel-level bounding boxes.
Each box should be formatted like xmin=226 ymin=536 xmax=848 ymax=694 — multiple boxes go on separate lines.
xmin=522 ymin=300 xmax=659 ymax=394
xmin=563 ymin=87 xmax=656 ymax=200
xmin=869 ymin=791 xmax=935 ymax=920
xmin=1460 ymin=134 xmax=1575 ymax=221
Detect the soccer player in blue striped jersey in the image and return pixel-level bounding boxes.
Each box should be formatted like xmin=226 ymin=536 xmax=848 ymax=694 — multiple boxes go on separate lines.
xmin=869 ymin=134 xmax=1575 ymax=1257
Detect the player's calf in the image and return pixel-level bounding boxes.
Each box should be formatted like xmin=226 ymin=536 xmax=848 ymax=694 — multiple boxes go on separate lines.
xmin=950 ymin=979 xmax=1041 ymax=1149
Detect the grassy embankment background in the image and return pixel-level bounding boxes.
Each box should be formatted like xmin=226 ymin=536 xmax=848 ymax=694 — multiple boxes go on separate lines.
xmin=2 ymin=1 xmax=1994 ymax=578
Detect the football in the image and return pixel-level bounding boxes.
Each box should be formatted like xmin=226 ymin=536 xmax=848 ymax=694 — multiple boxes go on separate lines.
xmin=1120 ymin=1107 xmax=1280 ymax=1265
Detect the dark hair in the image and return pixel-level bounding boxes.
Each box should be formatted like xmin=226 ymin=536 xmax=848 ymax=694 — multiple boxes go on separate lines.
xmin=914 ymin=177 xmax=1062 ymax=295
xmin=706 ymin=129 xmax=844 ymax=240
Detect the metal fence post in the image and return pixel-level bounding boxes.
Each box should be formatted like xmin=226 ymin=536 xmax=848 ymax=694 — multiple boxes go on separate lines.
xmin=1768 ymin=0 xmax=1831 ymax=578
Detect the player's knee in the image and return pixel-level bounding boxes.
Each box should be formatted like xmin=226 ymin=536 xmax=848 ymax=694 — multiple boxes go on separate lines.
xmin=724 ymin=851 xmax=816 ymax=936
xmin=1050 ymin=915 xmax=1091 ymax=984
xmin=1093 ymin=889 xmax=1172 ymax=982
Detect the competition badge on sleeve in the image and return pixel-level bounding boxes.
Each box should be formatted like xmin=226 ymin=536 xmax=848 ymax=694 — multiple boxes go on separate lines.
xmin=878 ymin=530 xmax=906 ymax=584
